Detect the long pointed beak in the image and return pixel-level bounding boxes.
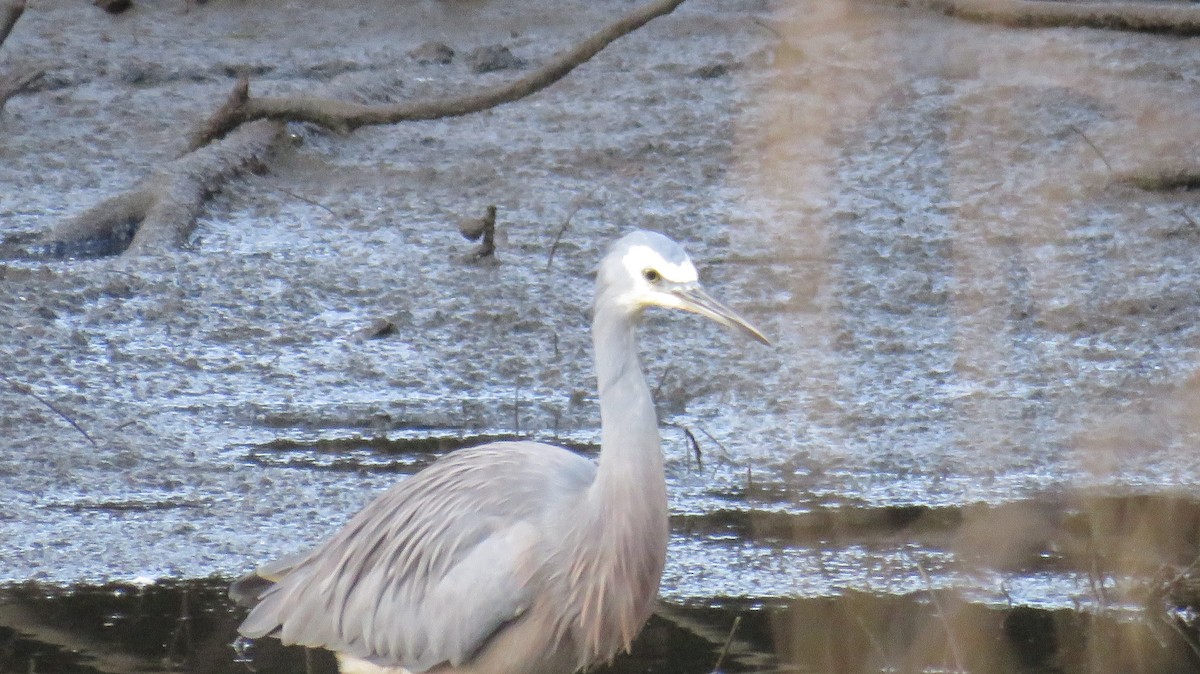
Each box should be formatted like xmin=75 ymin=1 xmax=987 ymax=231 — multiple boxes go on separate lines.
xmin=672 ymin=283 xmax=771 ymax=346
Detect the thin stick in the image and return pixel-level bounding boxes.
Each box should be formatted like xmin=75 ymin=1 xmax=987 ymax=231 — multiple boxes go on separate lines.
xmin=1069 ymin=124 xmax=1112 ymax=172
xmin=651 ymin=364 xmax=673 ymax=401
xmin=682 ymin=427 xmax=703 ymax=472
xmin=853 ymin=614 xmax=891 ymax=667
xmin=710 ymin=615 xmax=741 ymax=673
xmin=912 ymin=557 xmax=965 ymax=674
xmin=262 ymin=180 xmax=336 ymax=215
xmin=0 ymin=373 xmax=98 ymax=447
xmin=897 ymin=138 xmax=925 ymax=166
xmin=751 ymin=17 xmax=783 ymax=39
xmin=513 ymin=384 xmax=521 ymax=435
xmin=695 ymin=424 xmax=734 ymax=462
xmin=546 ymin=187 xmax=599 ymax=270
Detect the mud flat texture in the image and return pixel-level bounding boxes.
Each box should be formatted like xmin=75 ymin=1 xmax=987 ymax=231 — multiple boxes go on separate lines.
xmin=3 ymin=0 xmax=1200 ymax=671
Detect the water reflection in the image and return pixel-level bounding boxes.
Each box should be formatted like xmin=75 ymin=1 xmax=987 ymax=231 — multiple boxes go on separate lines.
xmin=2 ymin=577 xmax=1199 ymax=673
xmin=0 ymin=579 xmax=760 ymax=674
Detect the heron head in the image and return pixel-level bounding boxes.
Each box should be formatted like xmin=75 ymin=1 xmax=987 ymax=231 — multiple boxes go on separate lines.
xmin=598 ymin=230 xmax=770 ymax=345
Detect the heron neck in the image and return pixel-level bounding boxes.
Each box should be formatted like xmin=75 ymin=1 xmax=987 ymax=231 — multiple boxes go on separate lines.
xmin=563 ymin=299 xmax=667 ymax=663
xmin=591 ymin=303 xmax=665 ymax=491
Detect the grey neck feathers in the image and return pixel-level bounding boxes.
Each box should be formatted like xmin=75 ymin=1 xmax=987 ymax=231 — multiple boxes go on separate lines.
xmin=591 ymin=300 xmax=663 ymax=485
xmin=567 ymin=294 xmax=668 ymax=663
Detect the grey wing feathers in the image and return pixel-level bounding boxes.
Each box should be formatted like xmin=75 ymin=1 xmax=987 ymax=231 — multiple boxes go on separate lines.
xmin=236 ymin=441 xmax=595 ymax=671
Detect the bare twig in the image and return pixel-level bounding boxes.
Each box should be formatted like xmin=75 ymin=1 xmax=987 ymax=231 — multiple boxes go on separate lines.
xmin=750 ymin=17 xmax=783 ymax=40
xmin=0 ymin=372 xmax=98 ymax=447
xmin=710 ymin=615 xmax=741 ymax=673
xmin=188 ymin=0 xmax=691 ymax=149
xmin=1069 ymin=124 xmax=1112 ymax=172
xmin=695 ymin=424 xmax=734 ymax=462
xmin=897 ymin=138 xmax=925 ymax=167
xmin=911 ymin=557 xmax=965 ymax=674
xmin=0 ymin=0 xmax=25 ymax=50
xmin=852 ymin=614 xmax=891 ymax=667
xmin=512 ymin=383 xmax=521 ymax=435
xmin=546 ymin=187 xmax=599 ymax=270
xmin=162 ymin=588 xmax=193 ymax=667
xmin=651 ymin=364 xmax=674 ymax=401
xmin=186 ymin=75 xmax=251 ymax=155
xmin=261 ymin=180 xmax=336 ymax=215
xmin=682 ymin=427 xmax=703 ymax=472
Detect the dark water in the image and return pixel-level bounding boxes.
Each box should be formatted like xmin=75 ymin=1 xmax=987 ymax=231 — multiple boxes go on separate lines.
xmin=0 ymin=579 xmax=758 ymax=674
xmin=8 ymin=435 xmax=1200 ymax=673
xmin=3 ymin=577 xmax=1200 ymax=674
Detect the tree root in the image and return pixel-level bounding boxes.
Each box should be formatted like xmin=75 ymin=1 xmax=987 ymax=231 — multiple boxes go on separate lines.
xmin=187 ymin=0 xmax=689 ymax=150
xmin=904 ymin=0 xmax=1200 ymax=35
xmin=44 ymin=120 xmax=284 ymax=257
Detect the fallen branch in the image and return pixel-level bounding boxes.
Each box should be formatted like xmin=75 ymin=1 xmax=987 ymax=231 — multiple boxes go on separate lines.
xmin=0 ymin=0 xmax=24 ymax=49
xmin=0 ymin=65 xmax=41 ymax=110
xmin=904 ymin=0 xmax=1200 ymax=35
xmin=1069 ymin=124 xmax=1111 ymax=173
xmin=188 ymin=0 xmax=689 ymax=149
xmin=0 ymin=0 xmax=41 ymax=111
xmin=1117 ymin=165 xmax=1200 ymax=192
xmin=44 ymin=119 xmax=284 ymax=256
xmin=46 ymin=0 xmax=690 ymax=257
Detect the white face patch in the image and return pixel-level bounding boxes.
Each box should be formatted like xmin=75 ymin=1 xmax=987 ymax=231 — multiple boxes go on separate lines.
xmin=620 ymin=244 xmax=698 ymax=285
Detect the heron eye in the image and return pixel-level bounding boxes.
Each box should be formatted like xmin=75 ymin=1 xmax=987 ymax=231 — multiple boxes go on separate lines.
xmin=642 ymin=268 xmax=661 ymax=283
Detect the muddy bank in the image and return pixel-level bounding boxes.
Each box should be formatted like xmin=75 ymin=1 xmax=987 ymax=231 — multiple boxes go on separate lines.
xmin=3 ymin=0 xmax=1200 ymax=669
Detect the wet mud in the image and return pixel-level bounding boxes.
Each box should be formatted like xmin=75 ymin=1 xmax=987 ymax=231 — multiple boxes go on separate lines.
xmin=4 ymin=0 xmax=1200 ymax=670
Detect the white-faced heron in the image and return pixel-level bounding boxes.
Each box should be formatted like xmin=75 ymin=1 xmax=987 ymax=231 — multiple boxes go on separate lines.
xmin=230 ymin=230 xmax=769 ymax=674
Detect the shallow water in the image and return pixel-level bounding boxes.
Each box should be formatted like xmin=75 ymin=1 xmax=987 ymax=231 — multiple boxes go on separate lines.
xmin=3 ymin=576 xmax=1199 ymax=673
xmin=4 ymin=0 xmax=1200 ymax=670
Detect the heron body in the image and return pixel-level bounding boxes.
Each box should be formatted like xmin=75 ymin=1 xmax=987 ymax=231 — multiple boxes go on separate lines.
xmin=231 ymin=230 xmax=768 ymax=674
